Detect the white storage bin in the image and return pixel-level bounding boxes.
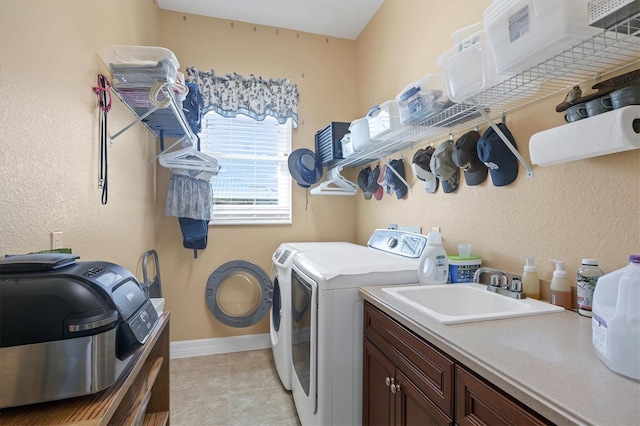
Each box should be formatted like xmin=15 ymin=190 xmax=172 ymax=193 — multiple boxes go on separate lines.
xmin=437 ymin=30 xmax=507 ymax=102
xmin=349 ymin=117 xmax=373 ymax=151
xmin=396 ymin=74 xmax=449 ymax=126
xmin=367 ymin=100 xmax=402 ymax=141
xmin=483 ymin=0 xmax=600 ymax=74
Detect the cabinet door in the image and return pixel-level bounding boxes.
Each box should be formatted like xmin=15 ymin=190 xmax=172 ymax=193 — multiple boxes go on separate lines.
xmin=364 ymin=338 xmax=395 ymax=426
xmin=364 ymin=302 xmax=454 ymax=417
xmin=395 ymin=370 xmax=453 ymax=426
xmin=455 ymin=365 xmax=551 ymax=426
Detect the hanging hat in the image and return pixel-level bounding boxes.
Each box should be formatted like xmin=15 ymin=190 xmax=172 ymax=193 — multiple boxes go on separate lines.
xmin=366 ymin=165 xmax=384 ymax=200
xmin=288 ymin=148 xmax=323 ymax=188
xmin=385 ymin=159 xmax=408 ymax=199
xmin=357 ymin=167 xmax=373 ymax=199
xmin=452 ymin=131 xmax=488 ymax=186
xmin=430 ymin=139 xmax=460 ymax=193
xmin=477 ymin=123 xmax=519 ymax=187
xmin=412 ymin=147 xmax=438 ymax=193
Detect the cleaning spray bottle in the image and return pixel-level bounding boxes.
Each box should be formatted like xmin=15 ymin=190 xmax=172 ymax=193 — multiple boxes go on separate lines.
xmin=550 ymin=259 xmax=572 ymax=309
xmin=521 ymin=256 xmax=540 ymax=299
xmin=418 ymin=232 xmax=448 ymax=285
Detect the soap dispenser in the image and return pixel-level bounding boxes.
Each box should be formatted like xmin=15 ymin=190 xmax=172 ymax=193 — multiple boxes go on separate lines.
xmin=521 ymin=256 xmax=540 ymax=299
xmin=550 ymin=259 xmax=572 ymax=309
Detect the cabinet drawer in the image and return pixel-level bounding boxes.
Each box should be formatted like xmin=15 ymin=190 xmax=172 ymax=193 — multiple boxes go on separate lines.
xmin=364 ymin=302 xmax=454 ymax=417
xmin=455 ymin=365 xmax=552 ymax=426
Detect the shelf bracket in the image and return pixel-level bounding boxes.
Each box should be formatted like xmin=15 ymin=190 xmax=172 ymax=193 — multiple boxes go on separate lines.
xmin=109 ymin=86 xmax=197 ymax=147
xmin=470 ymin=98 xmax=533 ymax=178
xmin=381 ymin=157 xmax=412 ymax=193
xmin=110 ymin=106 xmax=160 ymax=143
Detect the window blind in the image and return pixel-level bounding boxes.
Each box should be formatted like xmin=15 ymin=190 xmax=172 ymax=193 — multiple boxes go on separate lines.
xmin=200 ymin=112 xmax=292 ymax=225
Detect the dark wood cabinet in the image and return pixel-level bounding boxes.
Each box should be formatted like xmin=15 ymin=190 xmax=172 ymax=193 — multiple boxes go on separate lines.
xmin=455 ymin=364 xmax=550 ymax=426
xmin=364 ymin=302 xmax=454 ymax=425
xmin=363 ymin=338 xmax=395 ymax=425
xmin=364 ymin=302 xmax=552 ymax=426
xmin=0 ymin=312 xmax=171 ymax=425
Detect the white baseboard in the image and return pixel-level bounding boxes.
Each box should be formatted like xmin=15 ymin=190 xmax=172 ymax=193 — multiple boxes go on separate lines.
xmin=170 ymin=333 xmax=271 ymax=359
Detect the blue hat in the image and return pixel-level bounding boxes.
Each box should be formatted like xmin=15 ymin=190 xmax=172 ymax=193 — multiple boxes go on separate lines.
xmin=477 ymin=123 xmax=519 ymax=187
xmin=384 ymin=159 xmax=408 ymax=199
xmin=288 ymin=148 xmax=322 ymax=188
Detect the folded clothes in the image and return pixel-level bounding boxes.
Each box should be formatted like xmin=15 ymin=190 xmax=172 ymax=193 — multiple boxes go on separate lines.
xmin=110 ymin=58 xmax=177 ymax=88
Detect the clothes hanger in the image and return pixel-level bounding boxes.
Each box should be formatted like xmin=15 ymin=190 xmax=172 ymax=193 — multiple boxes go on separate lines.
xmin=310 ymin=167 xmax=358 ymax=195
xmin=159 ymin=146 xmax=220 ymax=173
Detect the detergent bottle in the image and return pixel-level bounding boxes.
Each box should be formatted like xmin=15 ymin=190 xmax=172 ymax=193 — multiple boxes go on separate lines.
xmin=592 ymin=254 xmax=640 ymax=379
xmin=418 ymin=232 xmax=448 ymax=285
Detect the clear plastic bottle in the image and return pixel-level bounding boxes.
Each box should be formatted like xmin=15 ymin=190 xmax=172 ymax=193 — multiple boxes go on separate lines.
xmin=418 ymin=232 xmax=448 ymax=285
xmin=577 ymin=258 xmax=603 ymax=317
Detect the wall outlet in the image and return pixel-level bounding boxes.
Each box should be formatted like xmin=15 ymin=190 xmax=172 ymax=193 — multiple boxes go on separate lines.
xmin=51 ymin=231 xmax=63 ymax=249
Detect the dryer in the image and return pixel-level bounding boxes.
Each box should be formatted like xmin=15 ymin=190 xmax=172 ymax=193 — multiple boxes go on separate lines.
xmin=271 ymin=241 xmax=356 ymax=391
xmin=288 ymin=229 xmax=428 ymax=426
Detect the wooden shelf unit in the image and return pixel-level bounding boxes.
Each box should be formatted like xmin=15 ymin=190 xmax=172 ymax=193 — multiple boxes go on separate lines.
xmin=0 ymin=312 xmax=171 ymax=425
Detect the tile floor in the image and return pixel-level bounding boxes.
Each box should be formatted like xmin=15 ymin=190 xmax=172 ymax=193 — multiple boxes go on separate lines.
xmin=170 ymin=349 xmax=301 ymax=426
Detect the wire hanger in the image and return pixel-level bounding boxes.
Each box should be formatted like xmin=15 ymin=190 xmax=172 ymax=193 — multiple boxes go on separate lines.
xmin=310 ymin=167 xmax=358 ymax=195
xmin=159 ymin=146 xmax=220 ymax=173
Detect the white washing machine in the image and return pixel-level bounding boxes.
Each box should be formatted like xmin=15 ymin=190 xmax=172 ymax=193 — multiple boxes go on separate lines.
xmin=271 ymin=241 xmax=357 ymax=391
xmin=288 ymin=229 xmax=428 ymax=426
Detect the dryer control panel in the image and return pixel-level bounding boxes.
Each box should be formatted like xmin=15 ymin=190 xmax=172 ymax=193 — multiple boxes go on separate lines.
xmin=367 ymin=229 xmax=427 ymax=258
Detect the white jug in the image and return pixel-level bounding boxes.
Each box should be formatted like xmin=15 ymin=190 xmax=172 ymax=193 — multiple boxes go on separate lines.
xmin=592 ymin=254 xmax=640 ymax=380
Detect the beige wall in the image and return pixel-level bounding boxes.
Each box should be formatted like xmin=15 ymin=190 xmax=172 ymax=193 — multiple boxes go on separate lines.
xmin=0 ymin=0 xmax=161 ymax=274
xmin=354 ymin=0 xmax=640 ymax=293
xmin=1 ymin=0 xmax=638 ymax=344
xmin=155 ymin=12 xmax=358 ymax=341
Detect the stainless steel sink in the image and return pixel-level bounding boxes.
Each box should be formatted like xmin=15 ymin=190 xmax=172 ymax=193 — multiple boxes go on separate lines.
xmin=381 ymin=284 xmax=565 ymax=324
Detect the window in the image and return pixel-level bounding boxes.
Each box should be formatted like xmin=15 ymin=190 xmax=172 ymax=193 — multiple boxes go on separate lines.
xmin=199 ymin=111 xmax=292 ymax=225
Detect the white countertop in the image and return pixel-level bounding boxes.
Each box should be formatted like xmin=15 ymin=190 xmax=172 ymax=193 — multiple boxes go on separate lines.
xmin=359 ymin=285 xmax=640 ymax=426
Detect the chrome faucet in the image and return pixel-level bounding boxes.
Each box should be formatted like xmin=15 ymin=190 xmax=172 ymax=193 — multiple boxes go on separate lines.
xmin=473 ymin=267 xmax=526 ymax=299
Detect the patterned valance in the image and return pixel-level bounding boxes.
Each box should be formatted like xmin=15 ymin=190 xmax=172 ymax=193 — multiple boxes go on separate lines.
xmin=185 ymin=67 xmax=299 ymax=127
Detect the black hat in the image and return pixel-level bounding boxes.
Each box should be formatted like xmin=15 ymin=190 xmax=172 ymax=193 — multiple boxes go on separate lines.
xmin=411 ymin=147 xmax=438 ymax=193
xmin=452 ymin=130 xmax=488 ymax=186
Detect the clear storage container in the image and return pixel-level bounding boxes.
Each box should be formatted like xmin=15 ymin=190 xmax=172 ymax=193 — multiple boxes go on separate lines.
xmin=367 ymin=100 xmax=402 ymax=141
xmin=396 ymin=74 xmax=449 ymax=126
xmin=340 ymin=133 xmax=355 ymax=158
xmin=349 ymin=117 xmax=373 ymax=151
xmin=483 ymin=0 xmax=600 ymax=74
xmin=437 ymin=30 xmax=507 ymax=102
xmin=451 ymin=22 xmax=483 ymax=49
xmin=103 ymin=45 xmax=180 ymax=87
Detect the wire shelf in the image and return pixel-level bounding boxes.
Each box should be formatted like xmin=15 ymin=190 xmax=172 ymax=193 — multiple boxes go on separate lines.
xmin=334 ymin=11 xmax=640 ymax=170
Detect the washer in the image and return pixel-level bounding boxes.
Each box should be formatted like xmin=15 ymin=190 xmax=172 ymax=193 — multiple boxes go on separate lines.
xmin=270 ymin=242 xmax=356 ymax=391
xmin=288 ymin=229 xmax=428 ymax=426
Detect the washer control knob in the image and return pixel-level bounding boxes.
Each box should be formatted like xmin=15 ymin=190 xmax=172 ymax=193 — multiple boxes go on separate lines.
xmin=387 ymin=237 xmax=398 ymax=248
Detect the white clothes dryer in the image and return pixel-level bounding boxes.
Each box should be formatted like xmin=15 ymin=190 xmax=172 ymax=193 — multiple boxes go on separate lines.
xmin=288 ymin=230 xmax=428 ymax=426
xmin=271 ymin=242 xmax=356 ymax=391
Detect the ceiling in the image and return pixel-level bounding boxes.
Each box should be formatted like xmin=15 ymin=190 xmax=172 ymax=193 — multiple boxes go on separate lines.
xmin=156 ymin=0 xmax=385 ymax=40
